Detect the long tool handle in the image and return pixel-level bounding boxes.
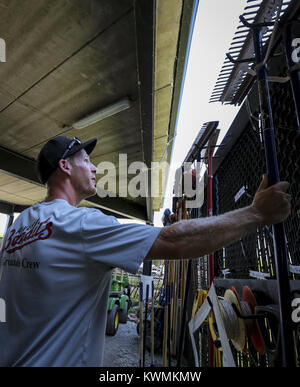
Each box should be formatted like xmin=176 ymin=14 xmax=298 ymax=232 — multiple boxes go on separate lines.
xmin=253 ymin=27 xmax=295 ymax=367
xmin=166 ymin=284 xmax=172 ymax=367
xmin=208 ymin=146 xmax=215 ymax=367
xmin=162 ymin=290 xmax=168 ymax=366
xmin=144 ymin=284 xmax=149 ymax=367
xmin=150 ymin=280 xmax=155 ymax=366
xmin=139 ymin=281 xmax=144 ymax=367
xmin=176 ymin=259 xmax=192 ymax=367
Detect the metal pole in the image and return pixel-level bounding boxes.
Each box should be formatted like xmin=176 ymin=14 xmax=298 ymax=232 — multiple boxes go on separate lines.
xmin=144 ymin=284 xmax=149 ymax=367
xmin=166 ymin=284 xmax=171 ymax=367
xmin=208 ymin=147 xmax=215 ymax=367
xmin=139 ymin=281 xmax=144 ymax=367
xmin=208 ymin=147 xmax=214 ymax=285
xmin=150 ymin=280 xmax=155 ymax=367
xmin=176 ymin=259 xmax=192 ymax=367
xmin=252 ymin=26 xmax=295 ymax=367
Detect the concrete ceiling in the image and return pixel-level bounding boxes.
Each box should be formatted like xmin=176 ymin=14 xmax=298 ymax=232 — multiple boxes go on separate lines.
xmin=0 ymin=0 xmax=196 ymax=222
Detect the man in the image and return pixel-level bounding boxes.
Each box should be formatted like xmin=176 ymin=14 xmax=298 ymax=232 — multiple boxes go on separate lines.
xmin=0 ymin=136 xmax=291 ymax=367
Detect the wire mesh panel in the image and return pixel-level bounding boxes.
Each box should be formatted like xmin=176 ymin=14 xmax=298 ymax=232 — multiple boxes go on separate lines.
xmin=211 ymin=60 xmax=300 ymax=367
xmin=171 ymin=2 xmax=300 ymax=365
xmin=213 ymin=125 xmax=270 ymax=279
xmin=270 ymin=79 xmax=300 ymax=274
xmin=213 ymin=74 xmax=300 ymax=280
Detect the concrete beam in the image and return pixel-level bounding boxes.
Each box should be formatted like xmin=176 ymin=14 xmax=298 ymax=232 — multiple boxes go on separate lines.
xmin=134 ymin=0 xmax=156 ymax=223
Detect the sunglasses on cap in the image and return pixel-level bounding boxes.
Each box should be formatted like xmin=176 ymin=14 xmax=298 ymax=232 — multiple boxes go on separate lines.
xmin=61 ymin=137 xmax=82 ymax=160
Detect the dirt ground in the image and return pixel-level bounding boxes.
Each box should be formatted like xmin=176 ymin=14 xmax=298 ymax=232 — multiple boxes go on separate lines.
xmin=103 ymin=320 xmax=141 ymax=367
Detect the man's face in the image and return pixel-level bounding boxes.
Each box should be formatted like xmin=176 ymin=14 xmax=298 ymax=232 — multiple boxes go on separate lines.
xmin=69 ymin=149 xmax=97 ymax=199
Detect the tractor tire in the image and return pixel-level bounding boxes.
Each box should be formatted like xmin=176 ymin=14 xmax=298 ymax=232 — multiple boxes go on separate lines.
xmin=106 ymin=305 xmax=120 ymax=336
xmin=119 ymin=301 xmax=129 ymax=324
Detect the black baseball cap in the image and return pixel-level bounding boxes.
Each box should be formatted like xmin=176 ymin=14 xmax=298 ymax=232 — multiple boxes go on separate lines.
xmin=36 ymin=136 xmax=97 ymax=184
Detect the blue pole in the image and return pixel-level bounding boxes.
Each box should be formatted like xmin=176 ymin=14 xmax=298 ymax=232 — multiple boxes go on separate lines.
xmin=252 ymin=27 xmax=295 ymax=367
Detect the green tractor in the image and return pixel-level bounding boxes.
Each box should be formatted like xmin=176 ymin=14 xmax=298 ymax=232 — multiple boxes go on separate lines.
xmin=105 ymin=269 xmax=131 ymax=336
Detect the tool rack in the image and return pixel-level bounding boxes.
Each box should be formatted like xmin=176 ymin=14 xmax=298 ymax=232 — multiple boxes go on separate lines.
xmin=156 ymin=0 xmax=300 ymax=368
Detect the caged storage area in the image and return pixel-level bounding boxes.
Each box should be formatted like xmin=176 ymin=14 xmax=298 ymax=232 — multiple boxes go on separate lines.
xmin=156 ymin=0 xmax=300 ymax=368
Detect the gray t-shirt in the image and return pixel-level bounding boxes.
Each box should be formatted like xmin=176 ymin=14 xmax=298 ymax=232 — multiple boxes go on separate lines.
xmin=0 ymin=199 xmax=161 ymax=366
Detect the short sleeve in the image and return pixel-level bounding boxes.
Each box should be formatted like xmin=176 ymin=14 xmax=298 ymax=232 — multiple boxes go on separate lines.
xmin=81 ymin=210 xmax=161 ymax=273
